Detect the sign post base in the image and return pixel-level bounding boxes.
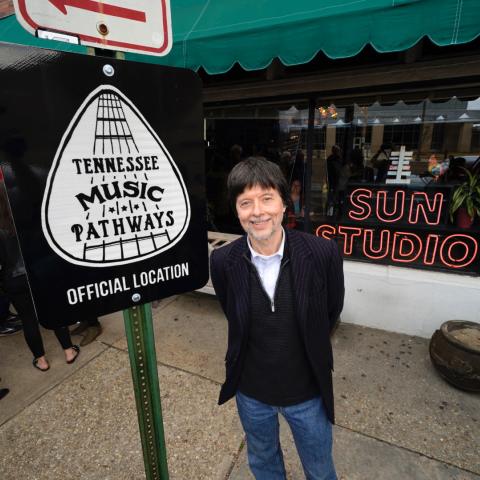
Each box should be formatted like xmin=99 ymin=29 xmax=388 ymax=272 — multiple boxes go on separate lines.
xmin=123 ymin=303 xmax=169 ymax=480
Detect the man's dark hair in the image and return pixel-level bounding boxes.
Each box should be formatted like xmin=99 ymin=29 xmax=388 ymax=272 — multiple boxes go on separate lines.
xmin=227 ymin=157 xmax=290 ymax=210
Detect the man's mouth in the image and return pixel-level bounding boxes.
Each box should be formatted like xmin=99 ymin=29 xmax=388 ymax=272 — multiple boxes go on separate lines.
xmin=250 ymin=218 xmax=270 ymax=226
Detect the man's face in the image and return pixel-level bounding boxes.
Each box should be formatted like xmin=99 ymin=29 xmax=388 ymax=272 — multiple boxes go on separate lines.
xmin=291 ymin=180 xmax=301 ymax=194
xmin=235 ymin=185 xmax=285 ymax=242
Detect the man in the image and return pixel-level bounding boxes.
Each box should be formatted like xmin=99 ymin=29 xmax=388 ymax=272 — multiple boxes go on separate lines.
xmin=210 ymin=158 xmax=344 ymax=480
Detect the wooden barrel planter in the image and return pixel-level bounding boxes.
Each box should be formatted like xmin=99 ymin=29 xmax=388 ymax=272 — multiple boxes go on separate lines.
xmin=429 ymin=320 xmax=480 ymax=392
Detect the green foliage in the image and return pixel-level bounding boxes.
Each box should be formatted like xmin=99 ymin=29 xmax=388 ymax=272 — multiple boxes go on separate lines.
xmin=449 ymin=168 xmax=480 ymax=222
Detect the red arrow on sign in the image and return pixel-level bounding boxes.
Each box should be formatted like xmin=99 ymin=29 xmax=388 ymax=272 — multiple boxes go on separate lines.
xmin=48 ymin=0 xmax=147 ymax=23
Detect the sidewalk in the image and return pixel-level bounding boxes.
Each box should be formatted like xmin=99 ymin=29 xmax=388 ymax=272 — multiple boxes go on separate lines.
xmin=0 ymin=292 xmax=478 ymax=479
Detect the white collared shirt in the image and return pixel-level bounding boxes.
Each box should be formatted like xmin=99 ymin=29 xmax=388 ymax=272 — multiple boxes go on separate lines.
xmin=247 ymin=229 xmax=285 ymax=301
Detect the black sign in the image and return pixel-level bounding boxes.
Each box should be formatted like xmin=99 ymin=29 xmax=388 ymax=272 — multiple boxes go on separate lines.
xmin=0 ymin=43 xmax=208 ymax=328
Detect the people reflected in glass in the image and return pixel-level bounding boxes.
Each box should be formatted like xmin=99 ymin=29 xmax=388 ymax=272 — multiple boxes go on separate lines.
xmin=286 ymin=179 xmax=304 ymax=229
xmin=326 ymin=145 xmax=343 ymax=216
xmin=370 ymin=143 xmax=392 ymax=183
xmin=437 ymin=156 xmax=467 ymax=184
xmin=290 ymin=179 xmax=304 ymax=217
xmin=348 ymin=147 xmax=374 ymax=183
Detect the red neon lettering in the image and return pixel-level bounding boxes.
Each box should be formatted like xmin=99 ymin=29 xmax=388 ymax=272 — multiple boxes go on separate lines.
xmin=376 ymin=190 xmax=405 ymax=223
xmin=338 ymin=226 xmax=362 ymax=255
xmin=363 ymin=229 xmax=390 ymax=260
xmin=423 ymin=234 xmax=440 ymax=265
xmin=408 ymin=192 xmax=444 ymax=225
xmin=439 ymin=234 xmax=478 ymax=268
xmin=348 ymin=188 xmax=372 ymax=221
xmin=315 ymin=224 xmax=337 ymax=240
xmin=316 ymin=223 xmax=479 ymax=271
xmin=392 ymin=231 xmax=422 ymax=263
xmin=447 ymin=242 xmax=470 ymax=263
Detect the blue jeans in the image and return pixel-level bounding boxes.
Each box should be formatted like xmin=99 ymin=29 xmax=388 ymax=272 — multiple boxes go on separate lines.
xmin=236 ymin=392 xmax=337 ymax=480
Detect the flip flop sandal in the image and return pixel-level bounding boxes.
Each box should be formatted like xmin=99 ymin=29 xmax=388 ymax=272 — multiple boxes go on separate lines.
xmin=66 ymin=345 xmax=80 ymax=364
xmin=33 ymin=358 xmax=50 ymax=372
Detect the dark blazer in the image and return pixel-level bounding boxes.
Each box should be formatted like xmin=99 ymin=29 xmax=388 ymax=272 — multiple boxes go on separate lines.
xmin=210 ymin=228 xmax=344 ymax=423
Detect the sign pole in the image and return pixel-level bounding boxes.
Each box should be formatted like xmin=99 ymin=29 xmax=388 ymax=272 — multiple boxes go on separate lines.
xmin=123 ymin=303 xmax=169 ymax=480
xmin=85 ymin=46 xmax=170 ymax=479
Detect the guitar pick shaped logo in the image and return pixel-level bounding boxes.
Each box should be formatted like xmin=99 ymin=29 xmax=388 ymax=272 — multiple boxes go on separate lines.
xmin=41 ymin=85 xmax=190 ymax=267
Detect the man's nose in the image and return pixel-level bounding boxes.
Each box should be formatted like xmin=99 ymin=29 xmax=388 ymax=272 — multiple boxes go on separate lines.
xmin=252 ymin=200 xmax=262 ymax=216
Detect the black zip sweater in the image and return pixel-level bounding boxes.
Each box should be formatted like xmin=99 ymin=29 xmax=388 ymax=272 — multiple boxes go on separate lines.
xmin=238 ymin=254 xmax=319 ymax=406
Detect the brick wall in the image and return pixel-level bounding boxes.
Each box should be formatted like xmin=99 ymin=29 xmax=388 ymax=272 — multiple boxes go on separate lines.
xmin=0 ymin=1 xmax=14 ymax=19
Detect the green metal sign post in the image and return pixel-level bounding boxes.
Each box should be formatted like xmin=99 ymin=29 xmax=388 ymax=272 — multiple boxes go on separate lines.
xmin=123 ymin=303 xmax=169 ymax=480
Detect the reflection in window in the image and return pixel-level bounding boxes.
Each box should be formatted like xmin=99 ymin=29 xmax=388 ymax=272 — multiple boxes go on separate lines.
xmin=431 ymin=124 xmax=445 ymax=151
xmin=205 ymin=95 xmax=480 ymax=269
xmin=205 ymin=102 xmax=309 ymax=233
xmin=383 ymin=124 xmax=420 ymax=150
xmin=471 ymin=124 xmax=480 ymax=150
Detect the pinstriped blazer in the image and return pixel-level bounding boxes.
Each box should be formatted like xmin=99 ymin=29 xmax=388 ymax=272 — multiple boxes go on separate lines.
xmin=210 ymin=228 xmax=344 ymax=424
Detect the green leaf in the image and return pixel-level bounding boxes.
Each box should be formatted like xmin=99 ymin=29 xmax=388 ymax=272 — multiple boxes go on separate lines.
xmin=466 ymin=198 xmax=474 ymax=218
xmin=449 ymin=171 xmax=480 ymax=221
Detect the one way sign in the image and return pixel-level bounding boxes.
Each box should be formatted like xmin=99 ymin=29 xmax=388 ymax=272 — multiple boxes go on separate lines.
xmin=13 ymin=0 xmax=172 ymax=56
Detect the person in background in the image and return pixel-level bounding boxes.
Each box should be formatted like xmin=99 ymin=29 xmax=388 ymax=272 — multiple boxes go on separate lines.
xmin=285 ymin=179 xmax=304 ymax=230
xmin=326 ymin=145 xmax=343 ymax=216
xmin=438 ymin=156 xmax=467 ymax=184
xmin=0 ymin=296 xmax=23 ymax=336
xmin=289 ymin=179 xmax=304 ymax=217
xmin=291 ymin=149 xmax=306 ymax=186
xmin=211 ymin=158 xmax=344 ymax=480
xmin=370 ymin=143 xmax=392 ymax=183
xmin=229 ymin=144 xmax=244 ymax=170
xmin=326 ymin=145 xmax=342 ymax=191
xmin=0 ymin=170 xmax=22 ymax=337
xmin=279 ymin=151 xmax=292 ymax=181
xmin=348 ymin=147 xmax=374 ymax=183
xmin=0 ymin=185 xmax=79 ymax=371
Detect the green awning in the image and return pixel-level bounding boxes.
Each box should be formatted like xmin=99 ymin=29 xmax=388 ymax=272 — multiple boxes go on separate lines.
xmin=0 ymin=14 xmax=86 ymax=55
xmin=1 ymin=0 xmax=480 ymax=74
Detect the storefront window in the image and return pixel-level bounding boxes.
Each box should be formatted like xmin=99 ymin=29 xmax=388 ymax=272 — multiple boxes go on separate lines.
xmin=205 ymin=96 xmax=480 ymax=275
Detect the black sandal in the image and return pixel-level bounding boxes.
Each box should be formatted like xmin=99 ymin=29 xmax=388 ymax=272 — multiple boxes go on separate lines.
xmin=66 ymin=345 xmax=80 ymax=364
xmin=33 ymin=358 xmax=50 ymax=372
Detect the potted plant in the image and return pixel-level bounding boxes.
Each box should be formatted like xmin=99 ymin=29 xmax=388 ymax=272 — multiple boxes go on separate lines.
xmin=449 ymin=168 xmax=480 ymax=228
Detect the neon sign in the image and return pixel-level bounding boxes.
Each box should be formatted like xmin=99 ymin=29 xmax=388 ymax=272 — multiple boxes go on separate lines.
xmin=348 ymin=188 xmax=444 ymax=225
xmin=316 ymin=187 xmax=479 ymax=272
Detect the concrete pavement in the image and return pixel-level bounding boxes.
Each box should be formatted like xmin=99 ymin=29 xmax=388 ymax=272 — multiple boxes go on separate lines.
xmin=0 ymin=292 xmax=478 ymax=479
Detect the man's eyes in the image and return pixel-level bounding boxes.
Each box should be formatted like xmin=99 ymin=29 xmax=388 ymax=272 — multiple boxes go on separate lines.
xmin=239 ymin=196 xmax=272 ymax=207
